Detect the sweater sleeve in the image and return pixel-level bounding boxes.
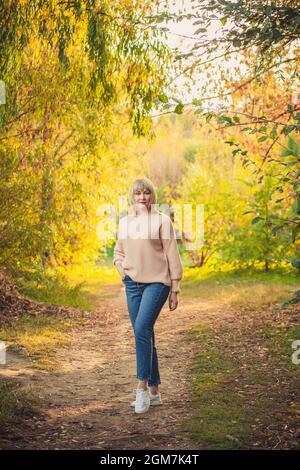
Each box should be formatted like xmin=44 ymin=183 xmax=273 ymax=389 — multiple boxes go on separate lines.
xmin=160 ymin=215 xmax=183 ymax=282
xmin=113 ymin=218 xmax=126 ymax=267
xmin=113 ymin=238 xmax=125 ymax=267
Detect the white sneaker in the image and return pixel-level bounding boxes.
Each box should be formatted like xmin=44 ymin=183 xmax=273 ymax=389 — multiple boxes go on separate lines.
xmin=131 ymin=391 xmax=162 ymax=408
xmin=134 ymin=388 xmax=151 ymax=414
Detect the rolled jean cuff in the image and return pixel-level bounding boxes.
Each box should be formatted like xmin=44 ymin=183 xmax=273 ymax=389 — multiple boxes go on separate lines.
xmin=148 ymin=381 xmax=161 ymax=387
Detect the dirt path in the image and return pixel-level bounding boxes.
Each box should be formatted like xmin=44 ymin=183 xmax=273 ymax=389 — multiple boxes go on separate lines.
xmin=0 ymin=285 xmax=226 ymax=450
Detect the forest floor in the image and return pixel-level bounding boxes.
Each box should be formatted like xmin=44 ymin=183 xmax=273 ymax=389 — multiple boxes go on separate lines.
xmin=0 ymin=278 xmax=299 ymax=450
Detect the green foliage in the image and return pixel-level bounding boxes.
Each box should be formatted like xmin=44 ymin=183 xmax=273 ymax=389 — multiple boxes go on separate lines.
xmin=0 ymin=1 xmax=171 ymax=280
xmin=0 ymin=0 xmax=170 ymax=135
xmin=190 ymin=0 xmax=300 ymax=68
xmin=273 ymin=289 xmax=300 ymax=314
xmin=175 ymin=115 xmax=298 ymax=281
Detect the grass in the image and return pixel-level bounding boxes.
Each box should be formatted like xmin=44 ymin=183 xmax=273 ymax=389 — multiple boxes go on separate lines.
xmin=0 ymin=262 xmax=121 ymax=375
xmin=15 ymin=259 xmax=299 ymax=310
xmin=263 ymin=323 xmax=300 ymax=370
xmin=8 ymin=261 xmax=123 ymax=314
xmin=4 ymin=262 xmax=299 ymax=376
xmin=57 ymin=262 xmax=122 ymax=302
xmin=182 ymin=311 xmax=300 ymax=449
xmin=0 ymin=314 xmax=85 ymax=371
xmin=180 ymin=266 xmax=299 ymax=308
xmin=14 ymin=270 xmax=93 ymax=311
xmin=0 ymin=264 xmax=98 ymax=433
xmin=182 ymin=323 xmax=251 ymax=449
xmin=0 ymin=377 xmax=43 ymax=441
xmin=1 ymin=262 xmax=299 ymax=448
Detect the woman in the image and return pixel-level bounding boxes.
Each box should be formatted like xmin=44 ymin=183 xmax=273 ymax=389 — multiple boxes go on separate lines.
xmin=113 ymin=177 xmax=183 ymax=414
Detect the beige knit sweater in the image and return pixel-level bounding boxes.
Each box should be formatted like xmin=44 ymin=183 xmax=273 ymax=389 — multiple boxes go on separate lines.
xmin=113 ymin=207 xmax=183 ymax=289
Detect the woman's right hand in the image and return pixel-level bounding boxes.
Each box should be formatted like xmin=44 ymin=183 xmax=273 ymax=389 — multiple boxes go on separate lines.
xmin=169 ymin=292 xmax=178 ymax=311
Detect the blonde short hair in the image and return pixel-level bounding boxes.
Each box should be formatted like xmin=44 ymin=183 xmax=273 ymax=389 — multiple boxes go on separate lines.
xmin=129 ymin=178 xmax=157 ymax=207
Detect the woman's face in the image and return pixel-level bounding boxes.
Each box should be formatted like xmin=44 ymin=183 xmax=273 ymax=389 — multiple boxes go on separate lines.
xmin=133 ymin=188 xmax=152 ymax=210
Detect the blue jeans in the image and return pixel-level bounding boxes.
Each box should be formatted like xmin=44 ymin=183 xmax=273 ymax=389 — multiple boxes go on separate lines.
xmin=123 ymin=275 xmax=170 ymax=387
